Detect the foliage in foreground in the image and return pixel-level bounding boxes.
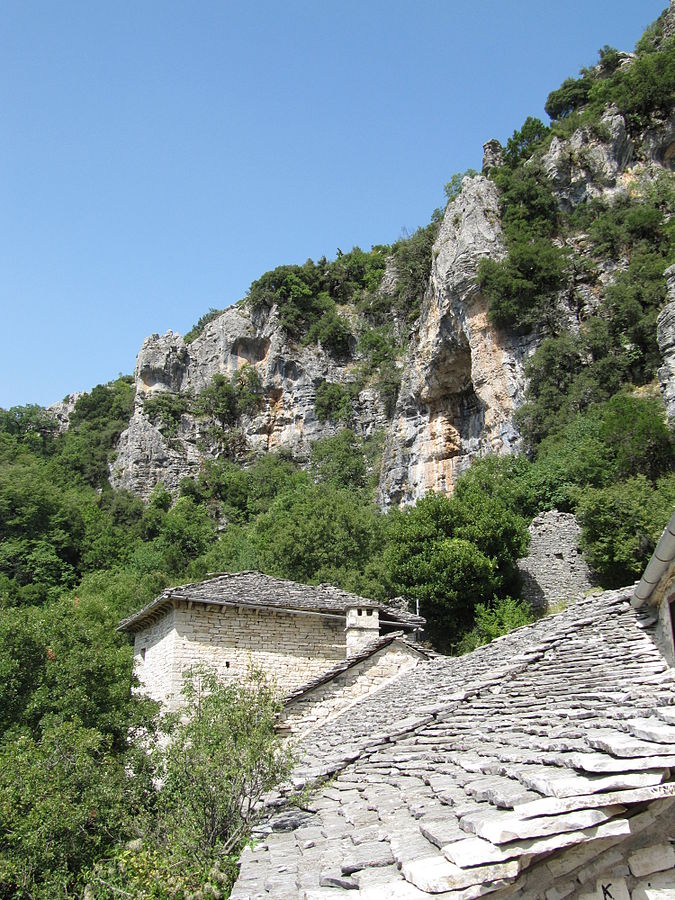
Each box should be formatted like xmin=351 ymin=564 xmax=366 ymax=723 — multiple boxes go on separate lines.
xmin=88 ymin=669 xmax=292 ymax=900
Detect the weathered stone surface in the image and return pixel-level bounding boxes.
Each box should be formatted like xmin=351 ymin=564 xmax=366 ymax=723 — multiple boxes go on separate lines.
xmin=340 ymin=841 xmax=395 ymax=875
xmin=378 ymin=175 xmax=531 ymax=508
xmin=47 ymin=391 xmax=83 ymax=433
xmin=586 ymin=730 xmax=675 ymax=759
xmin=657 ymin=267 xmax=675 ymax=423
xmin=513 ymin=782 xmax=675 ymax=819
xmin=517 ymin=511 xmax=593 ymax=611
xmin=459 ymin=806 xmax=622 ymax=844
xmin=626 ymin=716 xmax=675 ymax=745
xmin=515 ymin=766 xmax=665 ymax=799
xmin=442 ymin=818 xmax=631 ymax=867
xmin=232 ymin=585 xmax=675 ymax=899
xmin=111 ymin=307 xmax=391 ymax=499
xmin=539 ymin=107 xmax=633 ymax=208
xmin=628 ymin=842 xmax=675 ymax=877
xmin=401 ymin=855 xmax=521 ymax=892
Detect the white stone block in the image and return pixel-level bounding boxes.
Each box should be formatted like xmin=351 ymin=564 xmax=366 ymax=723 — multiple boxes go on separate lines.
xmin=628 ymin=843 xmax=675 ymax=877
xmin=460 ymin=806 xmax=623 ymax=845
xmin=401 ymin=854 xmax=521 ymax=892
xmin=631 ymin=887 xmax=675 ymax=900
xmin=545 ymin=886 xmax=575 ymax=900
xmin=592 ymin=877 xmax=629 ymax=900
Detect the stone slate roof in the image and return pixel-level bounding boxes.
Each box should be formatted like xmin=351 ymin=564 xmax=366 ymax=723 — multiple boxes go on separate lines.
xmin=283 ymin=632 xmax=434 ymax=707
xmin=231 ymin=586 xmax=675 ymax=899
xmin=118 ymin=572 xmax=425 ymax=633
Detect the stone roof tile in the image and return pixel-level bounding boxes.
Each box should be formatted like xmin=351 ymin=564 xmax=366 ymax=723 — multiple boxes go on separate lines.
xmin=118 ymin=571 xmax=425 ymax=632
xmin=233 ymin=586 xmax=675 ymax=898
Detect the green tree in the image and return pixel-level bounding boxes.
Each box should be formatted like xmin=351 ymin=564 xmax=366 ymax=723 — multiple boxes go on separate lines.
xmin=456 ymin=596 xmax=534 ymax=654
xmin=577 ymin=473 xmax=675 ymax=587
xmin=314 ymin=380 xmax=353 ymax=423
xmin=252 ymin=483 xmax=385 ymax=588
xmin=195 ymin=374 xmax=238 ymax=432
xmin=0 ymin=721 xmax=148 ymax=900
xmin=503 ymin=116 xmax=550 ymax=166
xmin=233 ymin=364 xmax=264 ymax=416
xmin=310 ymin=429 xmax=367 ymax=490
xmin=157 ymin=669 xmax=293 ymax=871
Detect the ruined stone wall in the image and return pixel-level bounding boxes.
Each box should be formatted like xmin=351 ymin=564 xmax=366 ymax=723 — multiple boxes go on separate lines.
xmin=142 ymin=603 xmax=346 ymax=707
xmin=518 ymin=510 xmax=593 ymax=611
xmin=280 ymin=643 xmax=422 ymax=738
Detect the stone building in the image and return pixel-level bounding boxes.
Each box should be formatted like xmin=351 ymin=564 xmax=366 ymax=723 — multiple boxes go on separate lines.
xmin=230 ymin=512 xmax=675 ymax=900
xmin=118 ymin=572 xmax=425 ymax=710
xmin=517 ymin=510 xmax=594 ymax=612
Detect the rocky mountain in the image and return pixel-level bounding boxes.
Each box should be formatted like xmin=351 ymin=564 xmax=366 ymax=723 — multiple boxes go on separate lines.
xmin=109 ymin=11 xmax=675 ymax=505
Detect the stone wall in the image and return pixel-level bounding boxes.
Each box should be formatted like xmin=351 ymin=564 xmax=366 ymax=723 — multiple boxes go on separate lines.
xmin=518 ymin=510 xmax=593 ymax=611
xmin=134 ymin=607 xmax=179 ymax=707
xmin=134 ymin=601 xmax=348 ymax=708
xmin=280 ymin=642 xmax=423 ymax=738
xmin=506 ymin=798 xmax=675 ymax=899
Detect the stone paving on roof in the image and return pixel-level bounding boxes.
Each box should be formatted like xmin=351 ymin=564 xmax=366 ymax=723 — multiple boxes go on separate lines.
xmin=118 ymin=572 xmax=425 ymax=632
xmin=230 ymin=587 xmax=675 ymax=899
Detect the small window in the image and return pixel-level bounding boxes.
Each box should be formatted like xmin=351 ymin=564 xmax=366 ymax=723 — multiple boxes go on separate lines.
xmin=358 ymin=609 xmax=363 ymax=616
xmin=366 ymin=609 xmax=373 ymax=616
xmin=140 ymin=647 xmax=146 ymax=662
xmin=225 ymin=661 xmax=231 ymax=669
xmin=669 ymin=597 xmax=675 ymax=652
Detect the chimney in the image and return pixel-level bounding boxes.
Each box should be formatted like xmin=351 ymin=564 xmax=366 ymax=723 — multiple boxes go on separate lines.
xmin=345 ymin=605 xmax=379 ymax=657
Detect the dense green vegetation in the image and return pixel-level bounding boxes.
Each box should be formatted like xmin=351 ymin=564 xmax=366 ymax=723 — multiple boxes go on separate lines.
xmin=2 ymin=7 xmax=675 ymax=897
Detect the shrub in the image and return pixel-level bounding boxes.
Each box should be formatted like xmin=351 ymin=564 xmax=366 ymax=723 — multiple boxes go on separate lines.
xmin=304 ymin=307 xmax=353 ymax=356
xmin=478 ymin=237 xmax=568 ymax=332
xmin=456 ymin=597 xmax=534 ymax=654
xmin=184 ymin=307 xmax=224 ymax=343
xmin=233 ymin=364 xmax=264 ymax=416
xmin=577 ymin=473 xmax=675 ymax=587
xmin=545 ymin=75 xmax=593 ymax=120
xmin=444 ymin=168 xmax=479 ymax=202
xmin=195 ymin=374 xmax=238 ymax=431
xmin=390 ymin=220 xmax=440 ymax=322
xmin=589 ymin=34 xmax=675 ymax=133
xmin=503 ymin=116 xmax=550 ymax=167
xmin=143 ymin=391 xmax=191 ymax=435
xmin=310 ymin=429 xmax=367 ymax=490
xmin=159 ymin=668 xmax=293 ymax=863
xmin=314 ymin=380 xmax=353 ymax=423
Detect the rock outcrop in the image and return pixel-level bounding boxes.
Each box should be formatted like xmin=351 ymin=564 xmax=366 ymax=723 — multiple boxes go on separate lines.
xmin=111 ymin=306 xmax=389 ymax=498
xmin=377 ymin=176 xmax=533 ymax=507
xmin=539 ymin=107 xmax=634 ymax=209
xmin=657 ymin=266 xmax=675 ymax=423
xmin=47 ymin=392 xmax=83 ymax=433
xmin=110 ymin=105 xmax=675 ymax=505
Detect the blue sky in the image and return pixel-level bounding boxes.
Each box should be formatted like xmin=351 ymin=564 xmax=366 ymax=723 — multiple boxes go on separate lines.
xmin=0 ymin=0 xmax=666 ymax=408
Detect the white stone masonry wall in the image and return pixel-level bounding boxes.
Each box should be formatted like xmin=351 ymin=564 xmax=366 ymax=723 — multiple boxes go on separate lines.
xmin=280 ymin=643 xmax=421 ymax=737
xmin=164 ymin=603 xmax=346 ymax=706
xmin=134 ymin=608 xmax=179 ymax=707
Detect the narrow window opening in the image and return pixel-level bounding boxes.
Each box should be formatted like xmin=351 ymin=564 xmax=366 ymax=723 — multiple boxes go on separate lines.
xmin=669 ymin=597 xmax=675 ymax=652
xmin=366 ymin=609 xmax=373 ymax=616
xmin=225 ymin=661 xmax=231 ymax=669
xmin=357 ymin=609 xmax=363 ymax=616
xmin=140 ymin=647 xmax=146 ymax=662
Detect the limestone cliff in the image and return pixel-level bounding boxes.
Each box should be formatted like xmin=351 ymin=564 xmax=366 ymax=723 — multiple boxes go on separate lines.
xmin=111 ymin=99 xmax=675 ymax=505
xmin=111 ymin=304 xmax=389 ymax=498
xmin=377 ymin=176 xmax=533 ymax=507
